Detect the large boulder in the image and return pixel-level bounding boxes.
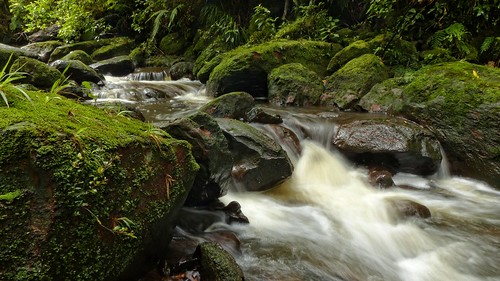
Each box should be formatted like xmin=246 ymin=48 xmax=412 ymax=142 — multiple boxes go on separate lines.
xmin=217 ymin=118 xmax=293 ymax=192
xmin=159 ymin=33 xmax=187 ymax=56
xmin=50 ymin=59 xmax=104 ymax=84
xmin=0 ymin=43 xmax=38 ymax=67
xmin=356 ymin=61 xmax=500 ymax=187
xmin=21 ymin=41 xmax=64 ymax=62
xmin=327 ymin=40 xmax=371 ymax=73
xmin=160 ymin=113 xmax=233 ymax=206
xmin=49 ymin=37 xmax=131 ymax=62
xmin=268 ymin=63 xmax=323 ymax=107
xmin=0 ymin=91 xmax=199 ymax=280
xmin=204 ymin=40 xmax=341 ymax=98
xmin=169 ymin=61 xmax=195 ymax=80
xmin=91 ymin=38 xmax=135 ymax=61
xmin=323 ymin=53 xmax=391 ymax=109
xmin=61 ymin=50 xmax=93 ymax=65
xmin=11 ymin=56 xmax=62 ymax=88
xmin=333 ymin=117 xmax=442 ymax=175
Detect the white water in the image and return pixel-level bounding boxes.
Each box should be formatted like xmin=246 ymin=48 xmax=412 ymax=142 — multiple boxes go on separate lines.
xmin=213 ymin=142 xmax=500 ymax=281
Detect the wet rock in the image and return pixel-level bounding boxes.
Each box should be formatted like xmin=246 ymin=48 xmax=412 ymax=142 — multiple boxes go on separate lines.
xmin=199 ymin=91 xmax=255 ymax=121
xmin=333 ymin=117 xmax=442 ymax=175
xmin=268 ymin=63 xmax=323 ymax=107
xmin=90 ymin=55 xmax=135 ymax=76
xmin=246 ymin=107 xmax=282 ymax=124
xmin=323 ymin=54 xmax=391 ymax=110
xmin=169 ymin=61 xmax=195 ymax=80
xmin=217 ymin=118 xmax=293 ymax=192
xmin=389 ymin=199 xmax=431 ymax=219
xmin=50 ymin=59 xmax=104 ymax=84
xmin=161 ymin=113 xmax=233 ymax=206
xmin=195 ymin=241 xmax=244 ymax=281
xmin=222 ymin=201 xmax=249 ymax=224
xmin=368 ymin=167 xmax=395 ymax=188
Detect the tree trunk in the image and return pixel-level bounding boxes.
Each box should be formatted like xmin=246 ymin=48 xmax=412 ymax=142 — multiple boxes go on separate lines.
xmin=282 ymin=0 xmax=290 ymax=20
xmin=0 ymin=0 xmax=11 ymax=42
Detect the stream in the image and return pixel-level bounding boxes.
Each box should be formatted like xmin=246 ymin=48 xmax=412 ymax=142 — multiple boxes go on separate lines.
xmin=91 ymin=76 xmax=500 ymax=281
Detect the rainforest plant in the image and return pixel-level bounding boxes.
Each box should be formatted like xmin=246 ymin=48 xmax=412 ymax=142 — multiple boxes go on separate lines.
xmin=0 ymin=54 xmax=31 ymax=108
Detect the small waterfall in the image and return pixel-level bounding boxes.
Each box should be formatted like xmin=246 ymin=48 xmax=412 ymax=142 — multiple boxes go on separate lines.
xmin=438 ymin=144 xmax=451 ymax=179
xmin=127 ymin=67 xmax=169 ymax=81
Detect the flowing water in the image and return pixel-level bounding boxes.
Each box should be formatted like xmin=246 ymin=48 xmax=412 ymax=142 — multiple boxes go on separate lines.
xmin=94 ymin=77 xmax=500 ymax=281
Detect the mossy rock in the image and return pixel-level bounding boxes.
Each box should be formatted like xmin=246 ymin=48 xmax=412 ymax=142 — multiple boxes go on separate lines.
xmin=206 ymin=40 xmax=341 ymax=98
xmin=11 ymin=56 xmax=62 ymax=88
xmin=91 ymin=38 xmax=135 ymax=61
xmin=21 ymin=41 xmax=64 ymax=62
xmin=358 ymin=77 xmax=406 ymax=113
xmin=419 ymin=48 xmax=457 ymax=65
xmin=195 ymin=242 xmax=244 ymax=281
xmin=61 ymin=50 xmax=93 ymax=65
xmin=145 ymin=54 xmax=184 ymax=68
xmin=327 ymin=40 xmax=371 ymax=73
xmin=194 ymin=39 xmax=231 ymax=82
xmin=268 ymin=63 xmax=323 ymax=106
xmin=49 ymin=37 xmax=130 ymax=63
xmin=367 ymin=34 xmax=419 ymax=67
xmin=159 ymin=33 xmax=187 ymax=56
xmin=50 ymin=59 xmax=104 ymax=84
xmin=357 ymin=61 xmax=500 ymax=187
xmin=0 ymin=91 xmax=199 ymax=280
xmin=0 ymin=43 xmax=38 ymax=68
xmin=323 ymin=53 xmax=391 ymax=109
xmin=199 ymin=91 xmax=255 ymax=121
xmin=90 ymin=55 xmax=135 ymax=77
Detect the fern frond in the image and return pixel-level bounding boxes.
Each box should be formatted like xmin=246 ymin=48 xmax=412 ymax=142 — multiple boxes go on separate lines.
xmin=148 ymin=9 xmax=169 ymax=43
xmin=481 ymin=37 xmax=495 ymax=53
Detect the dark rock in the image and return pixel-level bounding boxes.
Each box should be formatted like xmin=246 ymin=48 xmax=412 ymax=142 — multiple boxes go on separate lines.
xmin=389 ymin=199 xmax=431 ymax=219
xmin=333 ymin=117 xmax=442 ymax=175
xmin=222 ymin=201 xmax=249 ymax=224
xmin=0 ymin=43 xmax=38 ymax=67
xmin=194 ymin=241 xmax=244 ymax=281
xmin=199 ymin=91 xmax=255 ymax=121
xmin=169 ymin=61 xmax=195 ymax=80
xmin=368 ymin=167 xmax=395 ymax=188
xmin=246 ymin=107 xmax=283 ymax=124
xmin=159 ymin=33 xmax=187 ymax=55
xmin=268 ymin=63 xmax=324 ymax=107
xmin=217 ymin=118 xmax=293 ymax=192
xmin=50 ymin=59 xmax=104 ymax=84
xmin=90 ymin=55 xmax=135 ymax=76
xmin=161 ymin=113 xmax=233 ymax=206
xmin=28 ymin=25 xmax=60 ymax=42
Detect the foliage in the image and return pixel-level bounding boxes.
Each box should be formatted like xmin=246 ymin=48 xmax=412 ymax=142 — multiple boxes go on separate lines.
xmin=248 ymin=5 xmax=277 ymax=44
xmin=429 ymin=23 xmax=471 ymax=58
xmin=199 ymin=4 xmax=248 ymax=49
xmin=480 ymin=37 xmax=500 ymax=64
xmin=0 ymin=54 xmax=31 ymax=108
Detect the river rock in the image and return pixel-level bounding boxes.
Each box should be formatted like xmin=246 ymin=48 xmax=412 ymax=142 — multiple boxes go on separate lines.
xmin=0 ymin=92 xmax=198 ymax=281
xmin=333 ymin=117 xmax=442 ymax=175
xmin=368 ymin=167 xmax=395 ymax=188
xmin=159 ymin=33 xmax=187 ymax=56
xmin=90 ymin=55 xmax=135 ymax=76
xmin=268 ymin=63 xmax=324 ymax=107
xmin=21 ymin=40 xmax=64 ymax=62
xmin=217 ymin=118 xmax=293 ymax=192
xmin=323 ymin=53 xmax=391 ymax=109
xmin=199 ymin=91 xmax=255 ymax=121
xmin=61 ymin=50 xmax=94 ymax=65
xmin=0 ymin=43 xmax=38 ymax=67
xmin=169 ymin=61 xmax=195 ymax=80
xmin=27 ymin=24 xmax=60 ymax=42
xmin=91 ymin=37 xmax=135 ymax=61
xmin=11 ymin=56 xmax=62 ymax=88
xmin=204 ymin=40 xmax=341 ymax=98
xmin=49 ymin=37 xmax=130 ymax=62
xmin=357 ymin=61 xmax=500 ymax=187
xmin=388 ymin=199 xmax=432 ymax=219
xmin=50 ymin=59 xmax=104 ymax=84
xmin=195 ymin=241 xmax=244 ymax=281
xmin=161 ymin=113 xmax=233 ymax=206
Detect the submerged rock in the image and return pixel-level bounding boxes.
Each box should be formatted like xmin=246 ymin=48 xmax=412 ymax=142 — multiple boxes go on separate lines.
xmin=217 ymin=118 xmax=293 ymax=192
xmin=388 ymin=199 xmax=432 ymax=219
xmin=0 ymin=93 xmax=199 ymax=281
xmin=195 ymin=241 xmax=244 ymax=281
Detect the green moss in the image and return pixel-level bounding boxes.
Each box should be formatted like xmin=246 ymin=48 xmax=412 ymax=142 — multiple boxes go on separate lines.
xmin=327 ymin=40 xmax=371 ymax=73
xmin=91 ymin=38 xmax=135 ymax=61
xmin=11 ymin=56 xmax=62 ymax=88
xmin=159 ymin=33 xmax=186 ymax=56
xmin=0 ymin=189 xmax=22 ymax=202
xmin=61 ymin=50 xmax=93 ymax=65
xmin=0 ymin=91 xmax=199 ymax=280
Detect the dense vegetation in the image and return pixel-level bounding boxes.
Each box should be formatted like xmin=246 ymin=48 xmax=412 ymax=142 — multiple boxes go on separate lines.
xmin=2 ymin=0 xmax=499 ymax=64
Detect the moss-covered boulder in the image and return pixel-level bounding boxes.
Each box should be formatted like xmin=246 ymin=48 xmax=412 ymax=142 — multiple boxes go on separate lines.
xmin=0 ymin=43 xmax=38 ymax=67
xmin=0 ymin=91 xmax=199 ymax=280
xmin=268 ymin=63 xmax=323 ymax=106
xmin=50 ymin=59 xmax=104 ymax=84
xmin=195 ymin=241 xmax=244 ymax=281
xmin=169 ymin=61 xmax=195 ymax=80
xmin=205 ymin=40 xmax=341 ymax=98
xmin=323 ymin=54 xmax=391 ymax=109
xmin=217 ymin=118 xmax=293 ymax=192
xmin=357 ymin=61 xmax=500 ymax=187
xmin=199 ymin=91 xmax=255 ymax=121
xmin=49 ymin=37 xmax=131 ymax=63
xmin=91 ymin=37 xmax=135 ymax=61
xmin=368 ymin=34 xmax=419 ymax=67
xmin=194 ymin=40 xmax=229 ymax=82
xmin=21 ymin=41 xmax=64 ymax=62
xmin=358 ymin=77 xmax=406 ymax=113
xmin=419 ymin=48 xmax=457 ymax=65
xmin=159 ymin=33 xmax=187 ymax=56
xmin=327 ymin=40 xmax=371 ymax=73
xmin=61 ymin=50 xmax=93 ymax=65
xmin=161 ymin=113 xmax=233 ymax=206
xmin=11 ymin=56 xmax=62 ymax=88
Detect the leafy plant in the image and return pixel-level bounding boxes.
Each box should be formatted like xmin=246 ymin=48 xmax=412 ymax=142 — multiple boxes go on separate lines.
xmin=430 ymin=23 xmax=471 ymax=58
xmin=49 ymin=63 xmax=72 ymax=95
xmin=0 ymin=54 xmax=31 ymax=108
xmin=480 ymin=37 xmax=500 ymax=65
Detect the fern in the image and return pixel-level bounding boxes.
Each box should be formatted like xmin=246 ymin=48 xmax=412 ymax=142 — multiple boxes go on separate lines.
xmin=430 ymin=23 xmax=470 ymax=58
xmin=148 ymin=9 xmax=169 ymax=44
xmin=481 ymin=37 xmax=495 ymax=53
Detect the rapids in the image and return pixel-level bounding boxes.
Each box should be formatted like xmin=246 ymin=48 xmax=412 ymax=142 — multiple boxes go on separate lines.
xmin=92 ymin=77 xmax=500 ymax=281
